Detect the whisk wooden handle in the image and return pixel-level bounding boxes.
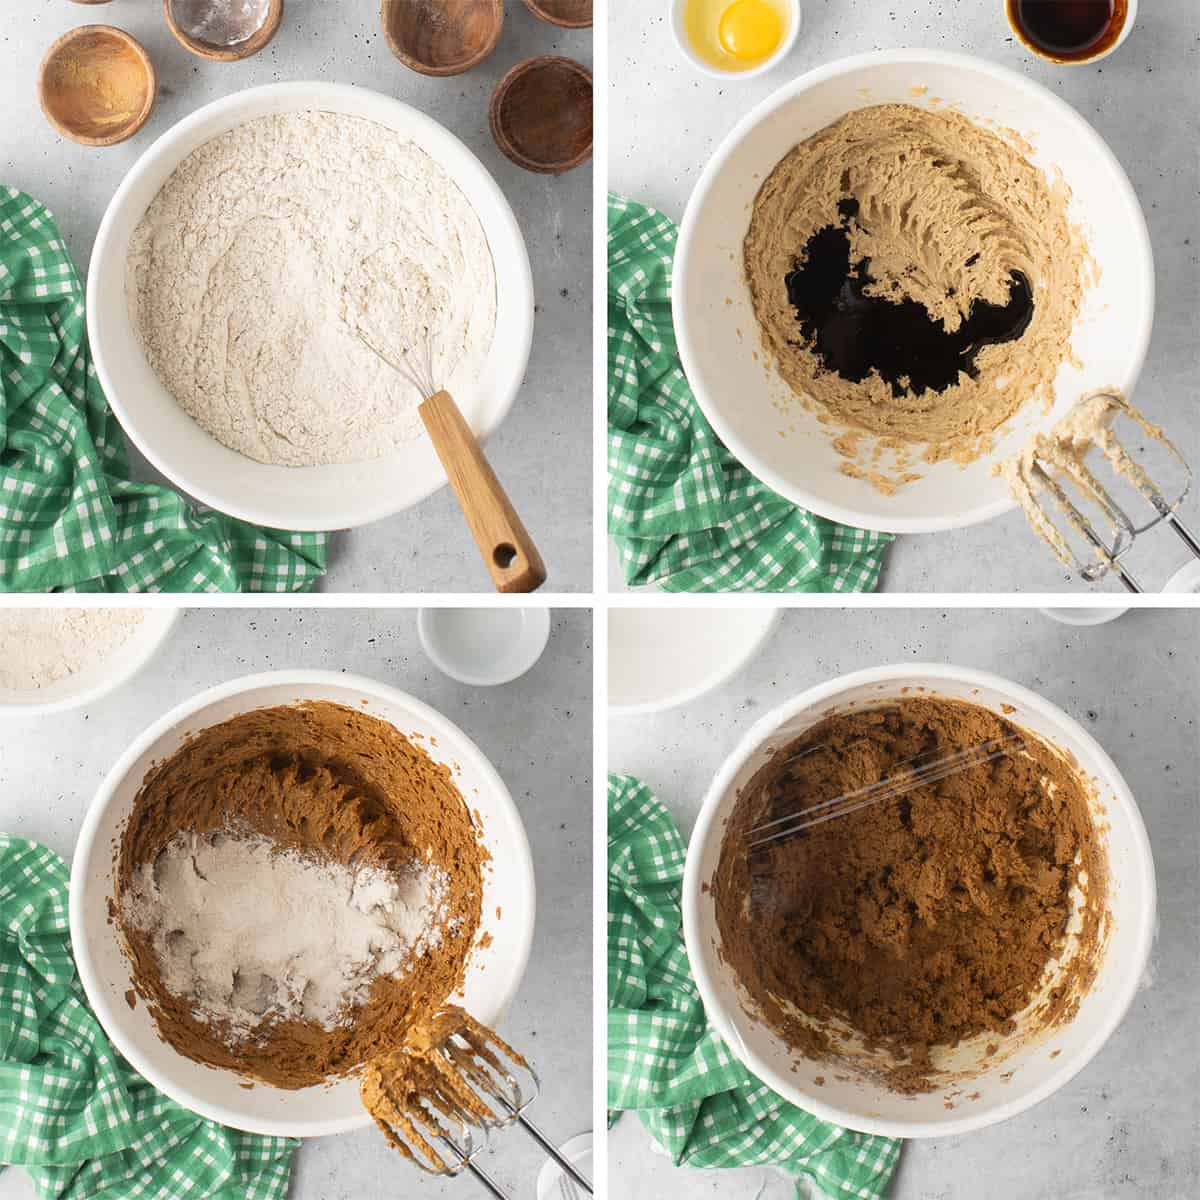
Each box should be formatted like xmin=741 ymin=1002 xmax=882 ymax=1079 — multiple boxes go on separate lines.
xmin=419 ymin=390 xmax=547 ymax=594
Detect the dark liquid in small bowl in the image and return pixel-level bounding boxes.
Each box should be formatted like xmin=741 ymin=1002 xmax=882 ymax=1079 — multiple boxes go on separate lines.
xmin=1007 ymin=0 xmax=1128 ymax=62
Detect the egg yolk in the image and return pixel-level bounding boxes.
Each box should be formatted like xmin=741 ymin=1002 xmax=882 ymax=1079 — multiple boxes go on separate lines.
xmin=718 ymin=0 xmax=783 ymax=62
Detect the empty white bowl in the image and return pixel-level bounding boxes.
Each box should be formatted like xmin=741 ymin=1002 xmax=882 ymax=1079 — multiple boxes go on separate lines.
xmin=0 ymin=607 xmax=179 ymax=717
xmin=674 ymin=49 xmax=1154 ymax=534
xmin=87 ymin=83 xmax=534 ymax=532
xmin=70 ymin=670 xmax=536 ymax=1137
xmin=683 ymin=663 xmax=1154 ymax=1137
xmin=608 ymin=607 xmax=778 ymax=714
xmin=418 ymin=607 xmax=551 ymax=686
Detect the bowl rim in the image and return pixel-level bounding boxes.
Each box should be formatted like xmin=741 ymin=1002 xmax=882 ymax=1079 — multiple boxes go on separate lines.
xmin=0 ymin=607 xmax=180 ymax=717
xmin=607 ymin=607 xmax=780 ymax=716
xmin=673 ymin=47 xmax=1156 ymax=534
xmin=668 ymin=0 xmax=803 ymax=82
xmin=86 ymin=81 xmax=534 ymax=532
xmin=68 ymin=668 xmax=537 ymax=1137
xmin=681 ymin=661 xmax=1157 ymax=1138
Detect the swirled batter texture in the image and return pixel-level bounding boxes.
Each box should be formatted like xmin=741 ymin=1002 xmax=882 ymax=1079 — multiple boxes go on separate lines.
xmin=115 ymin=701 xmax=485 ymax=1089
xmin=745 ymin=104 xmax=1087 ymax=478
xmin=713 ymin=698 xmax=1106 ymax=1092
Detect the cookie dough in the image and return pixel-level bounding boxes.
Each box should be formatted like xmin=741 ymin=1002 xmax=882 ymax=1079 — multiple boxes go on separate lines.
xmin=713 ymin=698 xmax=1106 ymax=1092
xmin=745 ymin=104 xmax=1087 ymax=480
xmin=115 ymin=701 xmax=485 ymax=1089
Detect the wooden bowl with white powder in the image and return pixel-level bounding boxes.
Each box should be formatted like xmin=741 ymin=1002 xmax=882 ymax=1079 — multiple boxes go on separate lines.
xmin=69 ymin=671 xmax=535 ymax=1138
xmin=87 ymin=83 xmax=534 ymax=533
xmin=0 ymin=607 xmax=179 ymax=716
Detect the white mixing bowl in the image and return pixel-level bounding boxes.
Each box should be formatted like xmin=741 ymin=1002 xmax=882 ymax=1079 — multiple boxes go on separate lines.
xmin=0 ymin=607 xmax=179 ymax=717
xmin=683 ymin=663 xmax=1155 ymax=1138
xmin=87 ymin=83 xmax=534 ymax=532
xmin=674 ymin=50 xmax=1154 ymax=534
xmin=70 ymin=670 xmax=536 ymax=1137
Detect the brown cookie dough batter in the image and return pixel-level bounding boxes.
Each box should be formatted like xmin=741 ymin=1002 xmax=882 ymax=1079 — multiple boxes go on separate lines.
xmin=745 ymin=104 xmax=1087 ymax=482
xmin=115 ymin=701 xmax=485 ymax=1089
xmin=713 ymin=698 xmax=1105 ymax=1092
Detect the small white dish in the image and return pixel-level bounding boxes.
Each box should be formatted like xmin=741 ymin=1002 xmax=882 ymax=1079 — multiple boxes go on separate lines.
xmin=669 ymin=0 xmax=801 ymax=81
xmin=418 ymin=607 xmax=551 ymax=687
xmin=535 ymin=1131 xmax=593 ymax=1199
xmin=0 ymin=607 xmax=179 ymax=717
xmin=1039 ymin=607 xmax=1129 ymax=626
xmin=609 ymin=607 xmax=779 ymax=715
xmin=1008 ymin=0 xmax=1137 ymax=66
xmin=1162 ymin=560 xmax=1200 ymax=593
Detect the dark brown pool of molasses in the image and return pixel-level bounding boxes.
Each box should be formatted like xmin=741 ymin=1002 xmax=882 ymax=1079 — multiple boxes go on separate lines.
xmin=783 ymin=198 xmax=1034 ymax=397
xmin=1007 ymin=0 xmax=1128 ymax=63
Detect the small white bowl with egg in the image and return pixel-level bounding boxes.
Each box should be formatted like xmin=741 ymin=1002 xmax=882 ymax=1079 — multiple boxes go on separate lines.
xmin=670 ymin=0 xmax=801 ymax=80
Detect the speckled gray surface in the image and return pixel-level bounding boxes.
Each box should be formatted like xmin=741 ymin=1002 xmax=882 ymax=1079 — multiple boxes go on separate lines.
xmin=608 ymin=607 xmax=1200 ymax=1198
xmin=0 ymin=605 xmax=592 ymax=1199
xmin=608 ymin=0 xmax=1200 ymax=593
xmin=3 ymin=2 xmax=592 ymax=593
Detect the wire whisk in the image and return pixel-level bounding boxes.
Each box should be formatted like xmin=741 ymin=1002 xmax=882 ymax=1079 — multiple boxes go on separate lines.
xmin=748 ymin=733 xmax=1026 ymax=849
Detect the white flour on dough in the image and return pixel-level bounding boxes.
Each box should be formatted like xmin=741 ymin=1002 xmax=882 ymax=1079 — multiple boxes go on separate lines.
xmin=0 ymin=609 xmax=146 ymax=691
xmin=127 ymin=111 xmax=496 ymax=467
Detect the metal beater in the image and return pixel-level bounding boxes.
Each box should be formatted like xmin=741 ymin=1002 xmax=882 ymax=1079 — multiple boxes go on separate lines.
xmin=1008 ymin=389 xmax=1200 ymax=592
xmin=362 ymin=1007 xmax=593 ymax=1199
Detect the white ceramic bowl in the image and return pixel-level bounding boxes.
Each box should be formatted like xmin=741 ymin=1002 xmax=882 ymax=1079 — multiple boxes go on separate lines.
xmin=70 ymin=670 xmax=536 ymax=1137
xmin=608 ymin=607 xmax=779 ymax=714
xmin=683 ymin=663 xmax=1155 ymax=1138
xmin=669 ymin=0 xmax=802 ymax=81
xmin=674 ymin=50 xmax=1154 ymax=534
xmin=0 ymin=607 xmax=179 ymax=717
xmin=87 ymin=83 xmax=534 ymax=532
xmin=418 ymin=607 xmax=551 ymax=687
xmin=1039 ymin=607 xmax=1128 ymax=626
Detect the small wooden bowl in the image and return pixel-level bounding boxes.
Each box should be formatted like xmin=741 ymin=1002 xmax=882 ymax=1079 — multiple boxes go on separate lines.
xmin=381 ymin=0 xmax=503 ymax=77
xmin=163 ymin=0 xmax=283 ymax=63
xmin=38 ymin=25 xmax=156 ymax=147
xmin=489 ymin=56 xmax=592 ymax=175
xmin=522 ymin=0 xmax=593 ymax=29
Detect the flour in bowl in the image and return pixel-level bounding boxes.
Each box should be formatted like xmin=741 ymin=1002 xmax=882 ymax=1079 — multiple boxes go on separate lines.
xmin=0 ymin=609 xmax=145 ymax=691
xmin=126 ymin=111 xmax=497 ymax=467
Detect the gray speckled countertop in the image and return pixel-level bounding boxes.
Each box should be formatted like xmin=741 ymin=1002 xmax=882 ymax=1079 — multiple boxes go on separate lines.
xmin=0 ymin=605 xmax=592 ymax=1200
xmin=3 ymin=2 xmax=592 ymax=593
xmin=608 ymin=0 xmax=1200 ymax=593
xmin=608 ymin=607 xmax=1200 ymax=1198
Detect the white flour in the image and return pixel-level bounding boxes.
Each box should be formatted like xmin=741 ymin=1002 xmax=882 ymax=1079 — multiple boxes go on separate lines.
xmin=0 ymin=609 xmax=145 ymax=691
xmin=125 ymin=830 xmax=448 ymax=1037
xmin=127 ymin=111 xmax=496 ymax=467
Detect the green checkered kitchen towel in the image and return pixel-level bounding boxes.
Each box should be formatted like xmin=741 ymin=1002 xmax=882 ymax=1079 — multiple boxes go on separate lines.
xmin=608 ymin=194 xmax=891 ymax=592
xmin=0 ymin=835 xmax=297 ymax=1199
xmin=608 ymin=774 xmax=901 ymax=1199
xmin=0 ymin=187 xmax=327 ymax=592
